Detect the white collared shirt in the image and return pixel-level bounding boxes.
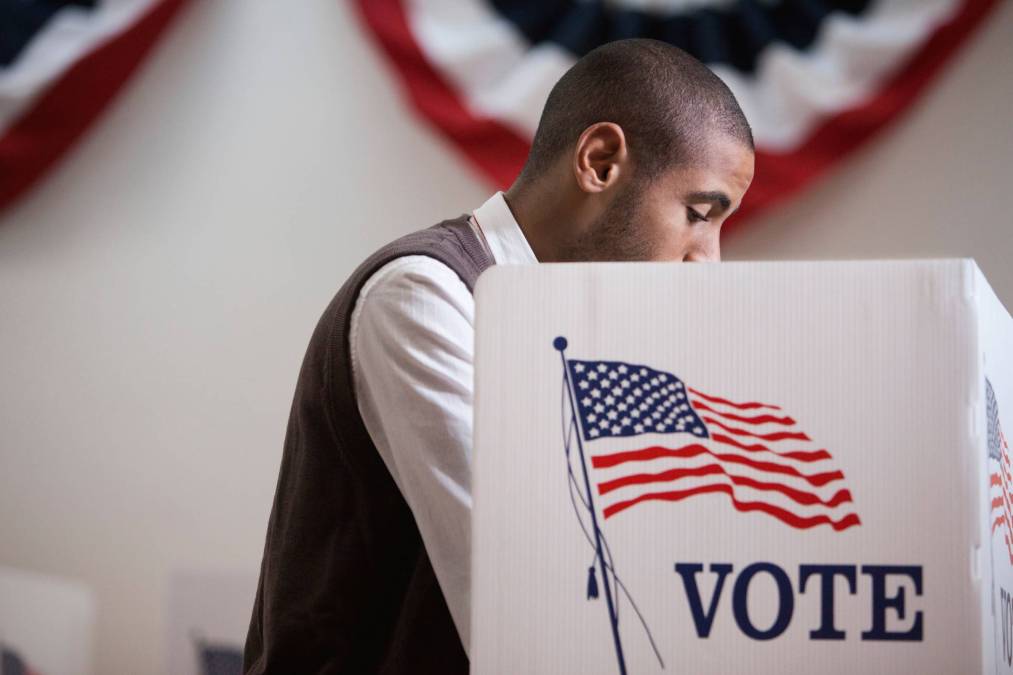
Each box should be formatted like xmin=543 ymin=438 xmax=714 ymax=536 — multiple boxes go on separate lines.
xmin=349 ymin=192 xmax=536 ymax=654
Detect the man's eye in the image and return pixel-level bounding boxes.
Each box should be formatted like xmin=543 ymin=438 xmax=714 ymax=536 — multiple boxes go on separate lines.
xmin=687 ymin=208 xmax=708 ymax=224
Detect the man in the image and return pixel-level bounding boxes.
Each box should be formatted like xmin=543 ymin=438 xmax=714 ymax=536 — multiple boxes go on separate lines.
xmin=244 ymin=38 xmax=754 ymax=674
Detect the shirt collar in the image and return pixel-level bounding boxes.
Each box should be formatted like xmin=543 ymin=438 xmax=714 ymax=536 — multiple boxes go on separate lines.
xmin=471 ymin=192 xmax=538 ymax=265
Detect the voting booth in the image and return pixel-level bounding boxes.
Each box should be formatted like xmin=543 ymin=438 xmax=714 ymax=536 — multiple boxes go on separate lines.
xmin=472 ymin=260 xmax=1013 ymax=674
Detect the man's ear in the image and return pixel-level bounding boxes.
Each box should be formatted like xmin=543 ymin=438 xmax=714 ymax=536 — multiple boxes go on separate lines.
xmin=572 ymin=122 xmax=627 ymax=194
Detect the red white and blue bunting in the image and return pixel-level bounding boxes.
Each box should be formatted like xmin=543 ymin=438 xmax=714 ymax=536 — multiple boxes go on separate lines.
xmin=356 ymin=0 xmax=1000 ymax=226
xmin=0 ymin=0 xmax=191 ymax=213
xmin=0 ymin=2 xmax=998 ymax=222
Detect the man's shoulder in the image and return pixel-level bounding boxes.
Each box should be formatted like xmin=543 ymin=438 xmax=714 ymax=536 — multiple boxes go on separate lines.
xmin=348 ymin=214 xmax=491 ymax=299
xmin=369 ymin=215 xmax=471 ymax=258
xmin=356 ymin=254 xmax=470 ymax=309
xmin=308 ymin=214 xmax=488 ymax=351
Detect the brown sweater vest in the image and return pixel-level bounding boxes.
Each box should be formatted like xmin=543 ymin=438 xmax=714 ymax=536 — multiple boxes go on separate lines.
xmin=244 ymin=216 xmax=493 ymax=674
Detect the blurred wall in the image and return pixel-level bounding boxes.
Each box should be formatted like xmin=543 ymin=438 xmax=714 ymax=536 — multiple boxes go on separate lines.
xmin=0 ymin=1 xmax=1009 ymax=672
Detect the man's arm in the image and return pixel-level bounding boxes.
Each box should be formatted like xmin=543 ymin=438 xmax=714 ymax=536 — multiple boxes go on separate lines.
xmin=349 ymin=254 xmax=476 ymax=653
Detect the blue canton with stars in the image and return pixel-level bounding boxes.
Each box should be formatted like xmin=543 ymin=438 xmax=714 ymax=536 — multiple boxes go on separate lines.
xmin=567 ymin=360 xmax=709 ymax=442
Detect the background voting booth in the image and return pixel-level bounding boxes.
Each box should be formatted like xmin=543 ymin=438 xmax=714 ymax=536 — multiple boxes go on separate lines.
xmin=472 ymin=260 xmax=1013 ymax=674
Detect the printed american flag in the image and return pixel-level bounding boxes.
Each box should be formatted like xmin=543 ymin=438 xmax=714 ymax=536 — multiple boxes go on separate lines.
xmin=566 ymin=358 xmax=860 ymax=531
xmin=986 ymin=379 xmax=1013 ymax=564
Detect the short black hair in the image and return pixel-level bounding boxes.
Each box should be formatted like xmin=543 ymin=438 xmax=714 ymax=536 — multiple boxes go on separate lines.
xmin=519 ymin=39 xmax=753 ymax=182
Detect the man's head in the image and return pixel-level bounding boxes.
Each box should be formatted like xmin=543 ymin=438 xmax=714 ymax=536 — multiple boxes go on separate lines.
xmin=507 ymin=39 xmax=754 ymax=263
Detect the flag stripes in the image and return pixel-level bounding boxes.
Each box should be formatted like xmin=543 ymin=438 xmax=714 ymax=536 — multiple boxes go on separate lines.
xmin=689 ymin=401 xmax=795 ymax=426
xmin=710 ymin=432 xmax=832 ymax=463
xmin=597 ymin=461 xmax=853 ymax=507
xmin=702 ymin=416 xmax=810 ymax=442
xmin=603 ymin=482 xmax=862 ymax=531
xmin=687 ymin=387 xmax=781 ymax=411
xmin=591 ymin=444 xmax=845 ymax=488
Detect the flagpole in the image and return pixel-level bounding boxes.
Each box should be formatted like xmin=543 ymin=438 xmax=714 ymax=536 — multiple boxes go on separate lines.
xmin=554 ymin=336 xmax=628 ymax=675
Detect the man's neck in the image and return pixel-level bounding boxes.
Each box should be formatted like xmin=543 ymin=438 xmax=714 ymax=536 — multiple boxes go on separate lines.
xmin=504 ymin=178 xmax=583 ymax=263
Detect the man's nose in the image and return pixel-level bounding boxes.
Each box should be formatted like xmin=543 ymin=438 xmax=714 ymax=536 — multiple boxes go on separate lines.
xmin=685 ymin=235 xmax=721 ymax=262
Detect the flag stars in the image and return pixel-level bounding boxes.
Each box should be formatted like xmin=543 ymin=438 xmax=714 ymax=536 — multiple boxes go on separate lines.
xmin=571 ymin=360 xmax=705 ymax=442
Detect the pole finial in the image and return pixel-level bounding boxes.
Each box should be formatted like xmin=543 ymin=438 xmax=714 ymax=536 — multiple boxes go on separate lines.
xmin=553 ymin=336 xmax=568 ymax=351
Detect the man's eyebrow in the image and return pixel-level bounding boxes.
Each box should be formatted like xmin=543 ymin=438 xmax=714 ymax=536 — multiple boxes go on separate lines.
xmin=684 ymin=191 xmax=731 ymax=211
